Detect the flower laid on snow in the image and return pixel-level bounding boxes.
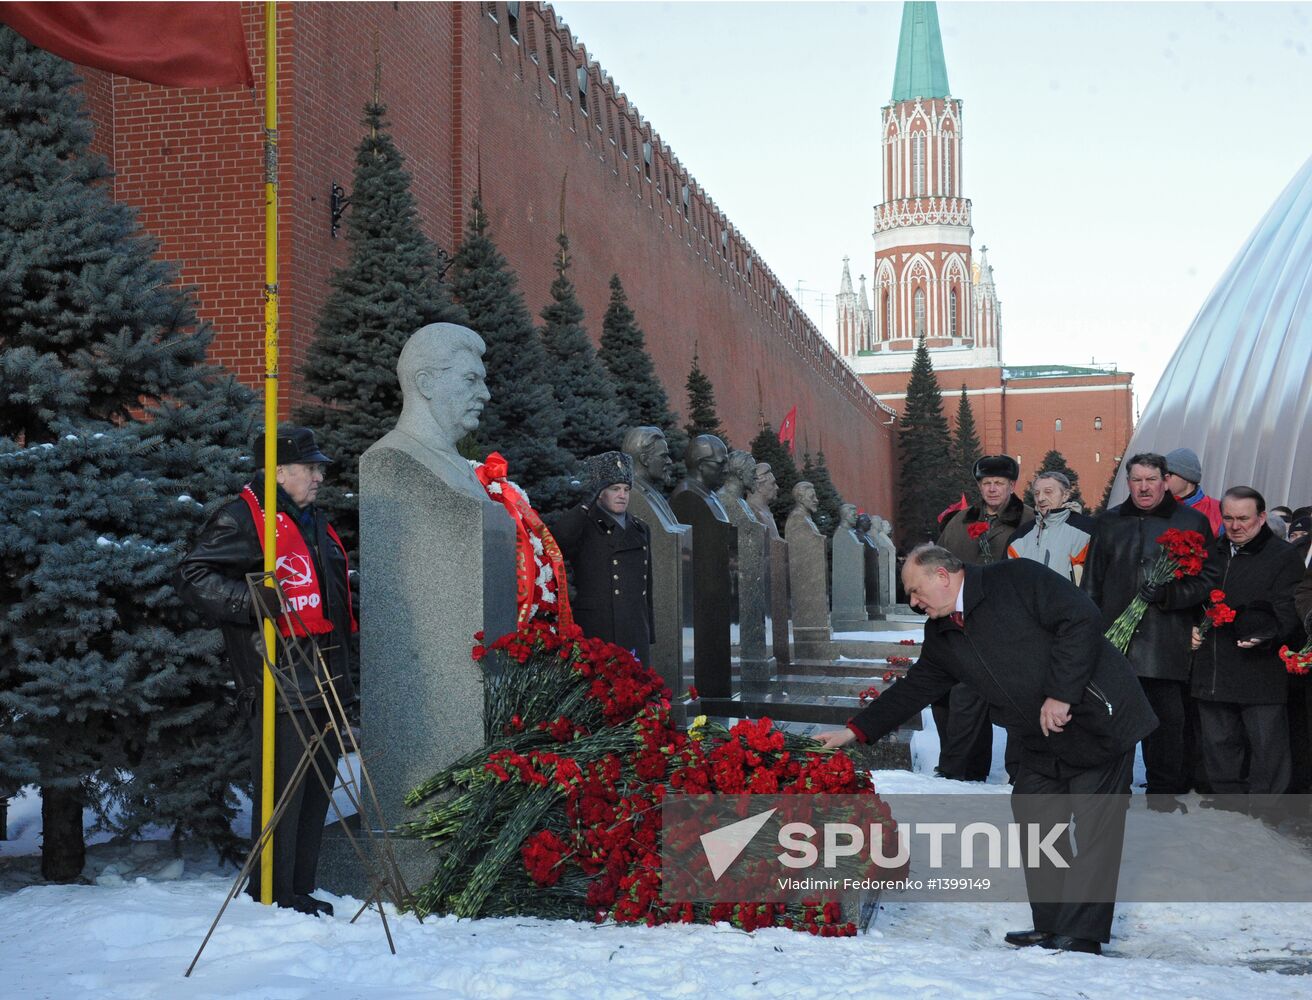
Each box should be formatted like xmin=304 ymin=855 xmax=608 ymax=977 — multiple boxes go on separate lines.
xmin=405 ymin=622 xmax=888 ymax=936
xmin=1105 ymin=528 xmax=1208 ymax=654
xmin=857 ymin=685 xmax=881 ymax=705
xmin=886 ymin=656 xmax=912 ymax=667
xmin=898 ymin=638 xmax=918 ymax=646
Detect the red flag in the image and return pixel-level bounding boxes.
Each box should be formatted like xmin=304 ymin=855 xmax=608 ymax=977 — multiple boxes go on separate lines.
xmin=778 ymin=406 xmax=797 ymax=455
xmin=1 ymin=2 xmax=254 ymax=88
xmin=937 ymin=493 xmax=969 ymax=524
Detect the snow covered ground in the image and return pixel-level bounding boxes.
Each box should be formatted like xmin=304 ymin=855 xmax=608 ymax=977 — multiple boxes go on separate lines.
xmin=3 ymin=729 xmax=1311 ymax=998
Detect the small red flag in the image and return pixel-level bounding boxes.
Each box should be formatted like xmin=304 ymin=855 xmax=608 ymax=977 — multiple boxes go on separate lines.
xmin=937 ymin=493 xmax=969 ymax=524
xmin=1 ymin=2 xmax=254 ymax=88
xmin=778 ymin=405 xmax=797 ymax=455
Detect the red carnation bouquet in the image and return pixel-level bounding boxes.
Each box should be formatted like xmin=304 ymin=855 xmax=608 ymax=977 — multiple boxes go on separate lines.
xmin=406 ymin=620 xmax=895 ymax=936
xmin=1105 ymin=528 xmax=1208 ymax=654
xmin=1280 ymin=639 xmax=1312 ymax=676
xmin=967 ymin=521 xmax=991 ymax=561
xmin=1197 ymin=589 xmax=1237 ymax=640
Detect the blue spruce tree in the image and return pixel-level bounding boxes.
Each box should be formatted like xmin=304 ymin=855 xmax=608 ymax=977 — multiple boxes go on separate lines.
xmin=298 ymin=98 xmax=466 ymax=557
xmin=0 ymin=27 xmax=256 ymax=878
xmin=539 ymin=233 xmax=626 ymax=483
xmin=450 ymin=196 xmax=574 ymax=511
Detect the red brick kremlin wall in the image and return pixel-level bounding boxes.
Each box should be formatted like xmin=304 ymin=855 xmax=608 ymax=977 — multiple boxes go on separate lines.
xmin=76 ymin=2 xmax=897 ymax=517
xmin=860 ymin=367 xmax=1135 ymax=500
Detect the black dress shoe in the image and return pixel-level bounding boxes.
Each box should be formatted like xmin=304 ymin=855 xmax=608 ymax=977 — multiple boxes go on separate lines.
xmin=1041 ymin=934 xmax=1102 ymax=955
xmin=1004 ymin=929 xmax=1050 ymax=947
xmin=292 ymin=893 xmax=334 ymax=917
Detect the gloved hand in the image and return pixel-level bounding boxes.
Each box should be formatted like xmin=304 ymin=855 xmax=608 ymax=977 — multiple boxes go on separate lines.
xmin=252 ymin=585 xmax=285 ymax=620
xmin=1137 ymin=579 xmax=1167 ymax=605
xmin=1234 ymin=603 xmax=1279 ymax=645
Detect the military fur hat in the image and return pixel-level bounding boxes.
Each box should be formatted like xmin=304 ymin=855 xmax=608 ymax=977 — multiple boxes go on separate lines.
xmin=973 ymin=454 xmax=1020 ymax=481
xmin=581 ymin=450 xmax=633 ymax=503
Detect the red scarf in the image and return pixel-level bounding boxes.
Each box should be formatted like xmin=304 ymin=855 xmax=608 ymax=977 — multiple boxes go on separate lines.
xmin=475 ymin=453 xmax=574 ymax=629
xmin=240 ymin=486 xmax=358 ymax=638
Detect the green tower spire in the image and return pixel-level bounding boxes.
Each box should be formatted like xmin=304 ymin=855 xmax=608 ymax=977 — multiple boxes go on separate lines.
xmin=890 ymin=1 xmax=950 ymax=102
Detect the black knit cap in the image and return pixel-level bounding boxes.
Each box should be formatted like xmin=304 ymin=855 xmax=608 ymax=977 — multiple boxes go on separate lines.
xmin=973 ymin=455 xmax=1019 ymax=481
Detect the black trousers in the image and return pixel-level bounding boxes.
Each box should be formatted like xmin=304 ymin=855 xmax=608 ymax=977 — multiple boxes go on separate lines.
xmin=1288 ymin=673 xmax=1312 ymax=794
xmin=1011 ymin=751 xmax=1134 ymax=943
xmin=1137 ymin=678 xmax=1187 ymax=795
xmin=938 ymin=683 xmax=993 ymax=780
xmin=1196 ymin=700 xmax=1291 ymax=796
xmin=245 ymin=707 xmax=340 ymax=903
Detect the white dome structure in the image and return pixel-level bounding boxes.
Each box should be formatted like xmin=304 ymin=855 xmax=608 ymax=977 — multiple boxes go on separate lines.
xmin=1113 ymin=156 xmax=1312 ymax=508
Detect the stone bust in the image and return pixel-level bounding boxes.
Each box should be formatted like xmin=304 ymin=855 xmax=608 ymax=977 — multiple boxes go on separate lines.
xmin=621 ymin=425 xmax=678 ymax=524
xmin=369 ymin=322 xmax=490 ymax=501
xmin=786 ymin=480 xmax=821 ymax=536
xmin=747 ymin=461 xmax=780 ymax=538
xmin=621 ymin=425 xmax=673 ymax=491
xmin=855 ymin=512 xmax=874 ymax=537
xmin=838 ymin=503 xmax=858 ymax=531
xmin=671 ymin=434 xmax=730 ymax=517
xmin=717 ymin=449 xmax=758 ymax=505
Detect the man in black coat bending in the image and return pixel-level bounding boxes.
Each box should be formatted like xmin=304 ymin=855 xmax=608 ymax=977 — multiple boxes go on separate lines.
xmin=819 ymin=545 xmax=1157 ymax=955
xmin=550 ymin=451 xmax=655 ymax=666
xmin=177 ymin=427 xmax=356 ymax=917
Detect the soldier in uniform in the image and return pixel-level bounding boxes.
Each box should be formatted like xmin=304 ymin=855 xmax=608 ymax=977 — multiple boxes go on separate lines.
xmin=550 ymin=451 xmax=655 ymax=665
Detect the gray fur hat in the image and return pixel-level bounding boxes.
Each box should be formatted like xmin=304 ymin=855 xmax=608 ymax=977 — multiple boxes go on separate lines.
xmin=581 ymin=451 xmax=633 ymax=503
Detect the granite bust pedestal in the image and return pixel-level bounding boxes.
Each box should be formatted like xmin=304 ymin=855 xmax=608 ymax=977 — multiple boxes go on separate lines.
xmin=856 ymin=512 xmax=883 ymax=621
xmin=785 ymin=481 xmax=831 ymax=659
xmin=321 ymin=323 xmax=517 ymax=898
xmin=718 ymin=450 xmax=776 ymax=684
xmin=748 ymin=461 xmax=791 ymax=668
xmin=622 ymin=426 xmax=695 ymax=724
xmin=669 ymin=434 xmax=737 ymax=699
xmin=831 ymin=503 xmax=870 ymax=630
xmin=872 ymin=515 xmax=898 ymax=612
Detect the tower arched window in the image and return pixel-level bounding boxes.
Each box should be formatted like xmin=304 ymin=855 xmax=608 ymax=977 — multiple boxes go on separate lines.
xmin=949 ymin=288 xmax=958 ymax=336
xmin=883 ymin=291 xmax=892 ymax=339
xmin=912 ymin=134 xmax=926 ymax=196
xmin=1055 ymin=419 xmax=1063 ymax=432
xmin=1094 ymin=416 xmax=1103 ymax=430
xmin=1015 ymin=419 xmax=1023 ymax=432
xmin=944 ymin=137 xmax=953 ymax=195
xmin=913 ymin=288 xmax=926 ymax=337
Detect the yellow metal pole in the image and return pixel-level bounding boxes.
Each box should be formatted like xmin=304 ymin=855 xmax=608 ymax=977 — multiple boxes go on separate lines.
xmin=259 ymin=0 xmax=280 ymax=907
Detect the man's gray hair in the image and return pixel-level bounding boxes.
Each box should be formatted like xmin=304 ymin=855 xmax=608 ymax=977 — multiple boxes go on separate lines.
xmin=907 ymin=543 xmax=964 ymax=574
xmin=1034 ymin=470 xmax=1071 ymax=491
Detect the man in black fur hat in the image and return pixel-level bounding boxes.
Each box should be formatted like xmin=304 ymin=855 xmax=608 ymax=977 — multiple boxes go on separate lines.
xmin=549 ymin=451 xmax=655 ymax=666
xmin=934 ymin=455 xmax=1035 ymax=781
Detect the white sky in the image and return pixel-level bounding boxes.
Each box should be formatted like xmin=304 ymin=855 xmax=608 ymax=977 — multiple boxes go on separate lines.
xmin=552 ymin=1 xmax=1312 ymax=412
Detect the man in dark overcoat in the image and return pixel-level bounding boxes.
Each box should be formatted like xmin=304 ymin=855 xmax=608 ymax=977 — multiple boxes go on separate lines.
xmin=935 ymin=455 xmax=1035 ymax=781
xmin=1081 ymin=452 xmax=1213 ymax=802
xmin=550 ymin=451 xmax=655 ymax=666
xmin=818 ymin=545 xmax=1157 ymax=955
xmin=177 ymin=426 xmax=356 ymax=916
xmin=1191 ymin=487 xmax=1304 ymax=798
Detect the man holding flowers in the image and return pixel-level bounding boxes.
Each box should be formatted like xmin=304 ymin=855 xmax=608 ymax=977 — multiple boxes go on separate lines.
xmin=1189 ymin=487 xmax=1304 ymax=799
xmin=1081 ymin=453 xmax=1213 ymax=805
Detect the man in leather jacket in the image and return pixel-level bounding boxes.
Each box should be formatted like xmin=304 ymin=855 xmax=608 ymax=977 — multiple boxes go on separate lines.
xmin=1081 ymin=453 xmax=1212 ymax=803
xmin=177 ymin=426 xmax=356 ymax=916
